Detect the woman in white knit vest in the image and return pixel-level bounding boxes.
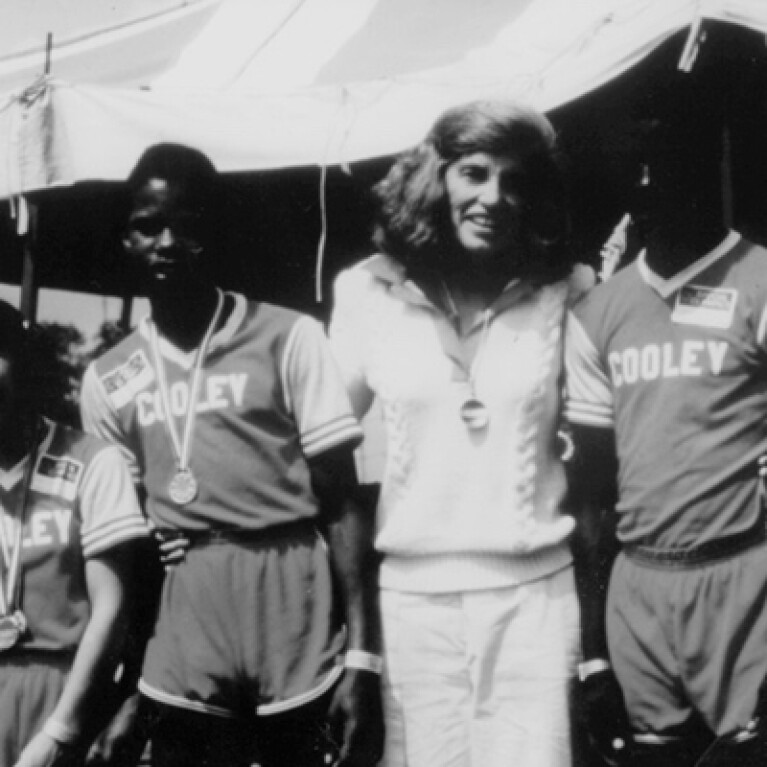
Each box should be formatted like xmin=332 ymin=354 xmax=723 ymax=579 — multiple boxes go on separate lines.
xmin=329 ymin=100 xmax=592 ymax=767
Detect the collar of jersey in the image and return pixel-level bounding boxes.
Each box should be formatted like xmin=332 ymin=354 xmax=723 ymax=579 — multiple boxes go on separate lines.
xmin=0 ymin=418 xmax=55 ymax=492
xmin=636 ymin=230 xmax=741 ymax=299
xmin=361 ymin=252 xmax=531 ymax=321
xmin=139 ymin=290 xmax=247 ymax=371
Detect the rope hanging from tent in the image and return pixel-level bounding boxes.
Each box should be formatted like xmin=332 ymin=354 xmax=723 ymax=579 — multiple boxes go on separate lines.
xmin=315 ymin=162 xmax=329 ymax=304
xmin=314 ymin=87 xmax=354 ymax=304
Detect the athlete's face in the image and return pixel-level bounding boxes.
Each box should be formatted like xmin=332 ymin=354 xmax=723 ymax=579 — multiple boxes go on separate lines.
xmin=444 ymin=152 xmax=526 ymax=267
xmin=602 ymin=69 xmax=721 ymax=243
xmin=123 ymin=177 xmax=208 ymax=296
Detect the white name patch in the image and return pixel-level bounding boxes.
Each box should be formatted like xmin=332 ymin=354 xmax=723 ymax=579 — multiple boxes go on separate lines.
xmin=102 ymin=350 xmax=156 ymax=409
xmin=32 ymin=456 xmax=83 ymax=502
xmin=672 ymin=285 xmax=737 ymax=329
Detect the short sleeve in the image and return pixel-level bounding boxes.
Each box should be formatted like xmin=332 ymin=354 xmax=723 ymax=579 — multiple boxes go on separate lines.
xmin=80 ymin=364 xmax=141 ymax=485
xmin=328 ymin=268 xmax=375 ymax=418
xmin=282 ymin=315 xmax=363 ymax=459
xmin=79 ymin=445 xmax=148 ymax=558
xmin=563 ymin=310 xmax=614 ymax=429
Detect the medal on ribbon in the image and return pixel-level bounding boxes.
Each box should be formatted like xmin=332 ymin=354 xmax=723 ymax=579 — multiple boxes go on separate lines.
xmin=441 ymin=282 xmax=493 ymax=432
xmin=0 ymin=610 xmax=26 ymax=651
xmin=150 ymin=291 xmax=225 ymax=506
xmin=460 ymin=397 xmax=490 ymax=431
xmin=168 ymin=468 xmax=199 ymax=506
xmin=0 ymin=421 xmax=42 ymax=651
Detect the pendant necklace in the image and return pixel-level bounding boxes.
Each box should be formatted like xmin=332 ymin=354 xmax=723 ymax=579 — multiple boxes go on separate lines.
xmin=441 ymin=281 xmax=493 ymax=431
xmin=0 ymin=418 xmax=44 ymax=651
xmin=149 ymin=290 xmax=224 ymax=505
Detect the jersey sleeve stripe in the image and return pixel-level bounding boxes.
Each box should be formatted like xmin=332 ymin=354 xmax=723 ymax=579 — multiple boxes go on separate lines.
xmin=563 ymin=400 xmax=614 ymax=428
xmin=302 ymin=415 xmax=363 ymax=457
xmin=81 ymin=516 xmax=149 ymax=558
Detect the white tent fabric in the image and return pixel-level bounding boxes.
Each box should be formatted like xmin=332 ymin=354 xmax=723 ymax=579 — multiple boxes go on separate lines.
xmin=0 ymin=1 xmax=221 ymax=95
xmin=1 ymin=0 xmax=767 ymax=199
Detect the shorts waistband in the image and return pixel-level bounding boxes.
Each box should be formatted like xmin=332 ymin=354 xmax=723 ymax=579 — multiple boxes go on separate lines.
xmin=0 ymin=649 xmax=75 ymax=667
xmin=167 ymin=520 xmax=317 ymax=548
xmin=624 ymin=521 xmax=766 ymax=568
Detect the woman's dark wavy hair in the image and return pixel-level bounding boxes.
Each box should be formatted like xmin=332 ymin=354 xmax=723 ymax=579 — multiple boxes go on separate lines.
xmin=372 ymin=100 xmax=573 ymax=284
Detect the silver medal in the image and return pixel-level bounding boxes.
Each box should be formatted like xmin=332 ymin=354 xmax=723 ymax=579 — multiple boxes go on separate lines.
xmin=151 ymin=292 xmax=224 ymax=510
xmin=169 ymin=469 xmax=198 ymax=505
xmin=0 ymin=610 xmax=26 ymax=652
xmin=460 ymin=398 xmax=490 ymax=430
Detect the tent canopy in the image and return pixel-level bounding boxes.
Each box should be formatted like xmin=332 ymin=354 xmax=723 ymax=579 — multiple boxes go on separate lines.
xmin=3 ymin=0 xmax=767 ymax=199
xmin=0 ymin=0 xmax=220 ymax=95
xmin=1 ymin=1 xmax=767 ymax=313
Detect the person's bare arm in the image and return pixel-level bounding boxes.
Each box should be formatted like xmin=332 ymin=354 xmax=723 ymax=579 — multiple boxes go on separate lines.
xmin=568 ymin=424 xmax=619 ymax=661
xmin=15 ymin=549 xmax=132 ymax=767
xmin=310 ymin=446 xmax=384 ymax=767
xmin=568 ymin=423 xmax=633 ymax=764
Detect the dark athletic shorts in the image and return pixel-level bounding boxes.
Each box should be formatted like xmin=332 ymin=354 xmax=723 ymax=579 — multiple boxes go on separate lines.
xmin=139 ymin=524 xmax=345 ymax=718
xmin=608 ymin=542 xmax=767 ymax=736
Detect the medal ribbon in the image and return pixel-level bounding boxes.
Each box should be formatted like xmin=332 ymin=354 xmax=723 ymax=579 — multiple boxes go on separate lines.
xmin=0 ymin=419 xmax=43 ymax=616
xmin=149 ymin=290 xmax=225 ymax=476
xmin=440 ymin=281 xmax=493 ymax=399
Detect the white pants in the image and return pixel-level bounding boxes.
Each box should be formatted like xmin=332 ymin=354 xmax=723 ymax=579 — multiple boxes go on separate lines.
xmin=380 ymin=566 xmax=580 ymax=767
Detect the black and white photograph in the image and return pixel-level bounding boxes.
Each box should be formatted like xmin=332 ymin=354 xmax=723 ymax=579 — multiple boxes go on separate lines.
xmin=1 ymin=2 xmax=767 ymax=766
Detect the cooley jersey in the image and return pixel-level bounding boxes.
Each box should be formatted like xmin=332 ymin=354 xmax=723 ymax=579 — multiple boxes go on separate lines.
xmin=565 ymin=233 xmax=767 ymax=548
xmin=4 ymin=420 xmax=146 ymax=652
xmin=80 ymin=293 xmax=363 ymax=531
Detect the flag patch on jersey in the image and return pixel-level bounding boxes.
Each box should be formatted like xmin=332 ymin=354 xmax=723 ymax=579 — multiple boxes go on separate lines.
xmin=672 ymin=285 xmax=737 ymax=329
xmin=32 ymin=456 xmax=83 ymax=501
xmin=101 ymin=350 xmax=156 ymax=409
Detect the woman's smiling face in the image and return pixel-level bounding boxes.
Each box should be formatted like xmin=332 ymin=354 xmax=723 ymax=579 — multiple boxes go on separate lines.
xmin=444 ymin=151 xmax=527 ymax=267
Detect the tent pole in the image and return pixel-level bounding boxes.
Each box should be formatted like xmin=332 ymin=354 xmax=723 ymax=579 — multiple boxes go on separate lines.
xmin=45 ymin=32 xmax=53 ymax=75
xmin=119 ymin=295 xmax=133 ymax=333
xmin=20 ymin=201 xmax=39 ymax=326
xmin=721 ymin=123 xmax=733 ymax=229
